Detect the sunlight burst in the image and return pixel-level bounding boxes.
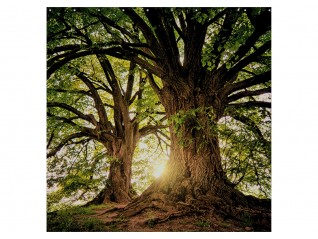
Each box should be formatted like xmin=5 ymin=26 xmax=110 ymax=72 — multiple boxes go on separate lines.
xmin=153 ymin=162 xmax=166 ymax=178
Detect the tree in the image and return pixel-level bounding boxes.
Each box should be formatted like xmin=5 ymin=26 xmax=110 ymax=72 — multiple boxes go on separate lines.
xmin=47 ymin=13 xmax=167 ymax=203
xmin=47 ymin=7 xmax=271 ymax=230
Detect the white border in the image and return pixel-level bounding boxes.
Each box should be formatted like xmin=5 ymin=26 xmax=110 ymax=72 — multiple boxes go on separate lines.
xmin=1 ymin=0 xmax=318 ymax=238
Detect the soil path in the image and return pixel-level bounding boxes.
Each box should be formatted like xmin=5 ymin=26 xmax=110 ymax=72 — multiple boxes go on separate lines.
xmin=85 ymin=203 xmax=258 ymax=232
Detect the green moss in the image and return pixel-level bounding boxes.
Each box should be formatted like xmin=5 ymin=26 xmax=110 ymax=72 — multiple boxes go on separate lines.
xmin=47 ymin=206 xmax=105 ymax=231
xmin=195 ymin=219 xmax=211 ymax=228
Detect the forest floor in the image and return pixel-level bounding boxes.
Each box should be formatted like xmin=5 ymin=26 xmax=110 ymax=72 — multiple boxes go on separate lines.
xmin=47 ymin=202 xmax=266 ymax=232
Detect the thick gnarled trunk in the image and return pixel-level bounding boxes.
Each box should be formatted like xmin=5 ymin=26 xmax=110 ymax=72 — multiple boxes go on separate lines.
xmin=105 ymin=140 xmax=135 ymax=203
xmin=87 ymin=124 xmax=139 ymax=205
xmin=85 ymin=146 xmax=134 ymax=205
xmin=157 ymin=85 xmax=226 ymax=190
xmin=123 ymin=85 xmax=270 ymax=230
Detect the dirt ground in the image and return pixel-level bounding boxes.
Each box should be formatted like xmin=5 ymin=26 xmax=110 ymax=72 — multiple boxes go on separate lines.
xmin=82 ymin=203 xmax=267 ymax=232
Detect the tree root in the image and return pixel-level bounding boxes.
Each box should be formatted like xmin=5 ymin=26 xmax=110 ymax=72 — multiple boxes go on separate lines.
xmin=94 ymin=182 xmax=271 ymax=231
xmin=145 ymin=210 xmax=194 ymax=227
xmin=98 ymin=206 xmax=123 ymax=216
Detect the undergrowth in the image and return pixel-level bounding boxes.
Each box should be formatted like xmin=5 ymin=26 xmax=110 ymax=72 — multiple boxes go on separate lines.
xmin=47 ymin=205 xmax=108 ymax=232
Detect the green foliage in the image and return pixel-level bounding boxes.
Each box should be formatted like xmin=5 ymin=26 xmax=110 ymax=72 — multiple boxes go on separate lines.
xmin=62 ymin=174 xmax=99 ymax=193
xmin=171 ymin=108 xmax=199 ymax=132
xmin=47 ymin=30 xmax=167 ymax=207
xmin=195 ymin=219 xmax=211 ymax=228
xmin=47 ymin=206 xmax=105 ymax=231
xmin=170 ymin=109 xmax=198 ymax=147
xmin=106 ymin=221 xmax=122 ymax=231
xmin=219 ymin=107 xmax=271 ymax=198
xmin=47 ymin=140 xmax=109 ymax=211
xmin=200 ymin=8 xmax=269 ymax=72
xmin=47 ymin=7 xmax=271 ymax=206
xmin=170 ymin=107 xmax=218 ymax=148
xmin=193 ymin=11 xmax=210 ymax=25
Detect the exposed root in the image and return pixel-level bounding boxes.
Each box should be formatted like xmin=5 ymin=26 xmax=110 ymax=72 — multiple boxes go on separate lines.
xmin=84 ymin=185 xmax=133 ymax=207
xmin=145 ymin=210 xmax=192 ymax=226
xmin=122 ymin=184 xmax=270 ymax=231
xmin=92 ymin=180 xmax=271 ymax=231
xmin=98 ymin=206 xmax=123 ymax=216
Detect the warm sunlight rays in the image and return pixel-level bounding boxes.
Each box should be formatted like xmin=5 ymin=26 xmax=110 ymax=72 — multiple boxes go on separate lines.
xmin=153 ymin=161 xmax=166 ymax=178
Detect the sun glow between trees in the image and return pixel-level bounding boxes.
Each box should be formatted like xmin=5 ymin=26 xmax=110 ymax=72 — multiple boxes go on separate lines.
xmin=152 ymin=161 xmax=166 ymax=178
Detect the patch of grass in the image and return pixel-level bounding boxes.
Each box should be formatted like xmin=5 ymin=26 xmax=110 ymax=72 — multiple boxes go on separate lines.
xmin=106 ymin=221 xmax=122 ymax=232
xmin=86 ymin=204 xmax=111 ymax=210
xmin=80 ymin=217 xmax=105 ymax=231
xmin=118 ymin=213 xmax=127 ymax=222
xmin=71 ymin=206 xmax=96 ymax=215
xmin=47 ymin=206 xmax=105 ymax=231
xmin=195 ymin=219 xmax=211 ymax=228
xmin=47 ymin=211 xmax=78 ymax=232
xmin=218 ymin=221 xmax=231 ymax=228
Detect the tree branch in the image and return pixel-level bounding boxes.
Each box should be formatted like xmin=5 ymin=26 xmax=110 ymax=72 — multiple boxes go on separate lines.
xmin=228 ymin=101 xmax=271 ymax=109
xmin=205 ymin=8 xmax=227 ymax=26
xmin=47 ymin=132 xmax=88 ymax=158
xmin=131 ymin=56 xmax=164 ymax=78
xmin=139 ymin=125 xmax=168 ymax=138
xmin=47 ymin=88 xmax=91 ymax=96
xmin=124 ymin=8 xmax=162 ymax=56
xmin=144 ymin=8 xmax=180 ymax=68
xmin=208 ymin=9 xmax=240 ymax=69
xmin=125 ymin=62 xmax=136 ymax=103
xmin=222 ymin=70 xmax=271 ymax=97
xmin=171 ymin=16 xmax=185 ymax=40
xmin=92 ymin=12 xmax=137 ymax=41
xmin=47 ymin=47 xmax=83 ymax=67
xmin=227 ymin=87 xmax=271 ymax=103
xmin=47 ymin=130 xmax=55 ymax=149
xmin=230 ymin=9 xmax=271 ymax=65
xmin=226 ymin=40 xmax=271 ymax=79
xmin=47 ymin=46 xmax=124 ymax=78
xmin=47 ymin=102 xmax=94 ymax=124
xmin=47 ymin=44 xmax=82 ymax=55
xmin=47 ymin=112 xmax=100 ymax=139
xmin=147 ymin=73 xmax=161 ymax=96
xmin=75 ymin=71 xmax=110 ymax=127
xmin=157 ymin=130 xmax=170 ymax=141
xmin=47 ymin=112 xmax=81 ymax=128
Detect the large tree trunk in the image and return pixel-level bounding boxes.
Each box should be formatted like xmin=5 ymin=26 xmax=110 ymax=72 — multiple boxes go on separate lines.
xmin=87 ymin=124 xmax=139 ymax=204
xmin=123 ymin=85 xmax=271 ymax=230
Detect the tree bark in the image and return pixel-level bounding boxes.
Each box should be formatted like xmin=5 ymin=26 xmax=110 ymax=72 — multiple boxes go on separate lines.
xmin=87 ymin=123 xmax=139 ymax=205
xmin=122 ymin=84 xmax=271 ymax=230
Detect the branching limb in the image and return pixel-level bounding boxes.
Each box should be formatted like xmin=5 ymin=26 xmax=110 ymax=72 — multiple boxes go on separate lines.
xmin=90 ymin=12 xmax=138 ymax=41
xmin=226 ymin=40 xmax=271 ymax=79
xmin=47 ymin=88 xmax=91 ymax=96
xmin=125 ymin=62 xmax=136 ymax=103
xmin=225 ymin=108 xmax=271 ymax=151
xmin=222 ymin=70 xmax=271 ymax=97
xmin=147 ymin=73 xmax=161 ymax=96
xmin=139 ymin=125 xmax=168 ymax=138
xmin=227 ymin=87 xmax=271 ymax=103
xmin=47 ymin=102 xmax=95 ymax=124
xmin=47 ymin=130 xmax=55 ymax=149
xmin=75 ymin=70 xmax=112 ymax=128
xmin=228 ymin=101 xmax=271 ymax=109
xmin=47 ymin=132 xmax=89 ymax=158
xmin=124 ymin=8 xmax=161 ymax=56
xmin=47 ymin=112 xmax=81 ymax=127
